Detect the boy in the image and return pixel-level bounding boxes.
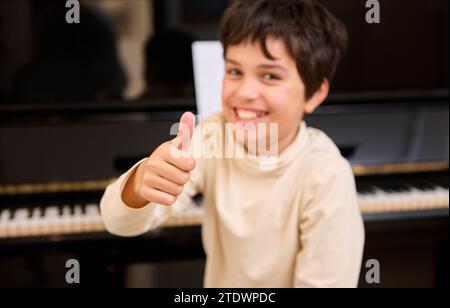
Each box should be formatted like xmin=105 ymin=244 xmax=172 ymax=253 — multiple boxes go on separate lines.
xmin=100 ymin=0 xmax=365 ymax=288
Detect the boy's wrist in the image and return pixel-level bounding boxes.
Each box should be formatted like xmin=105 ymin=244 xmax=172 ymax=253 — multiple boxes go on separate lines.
xmin=122 ymin=161 xmax=149 ymax=209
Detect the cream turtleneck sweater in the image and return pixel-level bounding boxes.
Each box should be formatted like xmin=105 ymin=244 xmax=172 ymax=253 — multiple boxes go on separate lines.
xmin=100 ymin=112 xmax=365 ymax=288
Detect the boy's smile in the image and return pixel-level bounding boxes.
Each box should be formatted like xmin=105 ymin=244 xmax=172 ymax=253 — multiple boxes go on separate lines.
xmin=233 ymin=106 xmax=269 ymax=124
xmin=222 ymin=37 xmax=328 ymax=155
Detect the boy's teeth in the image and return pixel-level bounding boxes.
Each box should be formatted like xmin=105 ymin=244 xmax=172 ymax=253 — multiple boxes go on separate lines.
xmin=236 ymin=109 xmax=266 ymax=120
xmin=237 ymin=110 xmax=258 ymax=120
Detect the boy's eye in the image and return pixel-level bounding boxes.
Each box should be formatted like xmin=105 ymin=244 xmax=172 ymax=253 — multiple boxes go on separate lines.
xmin=262 ymin=73 xmax=280 ymax=81
xmin=227 ymin=69 xmax=242 ymax=77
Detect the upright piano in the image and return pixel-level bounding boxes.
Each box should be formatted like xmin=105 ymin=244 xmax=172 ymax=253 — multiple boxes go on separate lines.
xmin=0 ymin=95 xmax=448 ymax=287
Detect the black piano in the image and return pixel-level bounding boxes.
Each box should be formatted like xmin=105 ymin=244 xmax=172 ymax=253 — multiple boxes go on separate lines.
xmin=0 ymin=95 xmax=448 ymax=288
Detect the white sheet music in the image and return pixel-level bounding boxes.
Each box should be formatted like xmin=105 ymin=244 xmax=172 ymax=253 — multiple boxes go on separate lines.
xmin=192 ymin=41 xmax=224 ymax=120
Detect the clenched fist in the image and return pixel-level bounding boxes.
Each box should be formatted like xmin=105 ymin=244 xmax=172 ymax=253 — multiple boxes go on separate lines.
xmin=122 ymin=112 xmax=196 ymax=208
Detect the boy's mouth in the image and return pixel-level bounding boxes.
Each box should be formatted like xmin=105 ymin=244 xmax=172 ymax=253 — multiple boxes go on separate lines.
xmin=233 ymin=107 xmax=269 ymax=121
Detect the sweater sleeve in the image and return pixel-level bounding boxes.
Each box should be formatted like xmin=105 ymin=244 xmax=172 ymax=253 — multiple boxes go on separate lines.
xmin=100 ymin=127 xmax=204 ymax=237
xmin=294 ymin=157 xmax=365 ymax=288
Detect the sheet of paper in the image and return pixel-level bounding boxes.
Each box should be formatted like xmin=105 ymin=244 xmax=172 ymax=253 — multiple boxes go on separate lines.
xmin=192 ymin=41 xmax=224 ymax=120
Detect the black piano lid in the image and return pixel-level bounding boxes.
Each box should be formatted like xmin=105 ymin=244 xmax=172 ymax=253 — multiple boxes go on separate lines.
xmin=0 ymin=98 xmax=197 ymax=123
xmin=0 ymin=94 xmax=448 ymax=186
xmin=0 ymin=88 xmax=447 ymax=117
xmin=0 ymin=99 xmax=196 ymax=186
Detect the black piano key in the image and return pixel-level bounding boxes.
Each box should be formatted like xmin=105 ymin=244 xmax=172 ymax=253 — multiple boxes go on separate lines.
xmin=356 ymin=183 xmax=375 ymax=194
xmin=430 ymin=178 xmax=448 ymax=190
xmin=27 ymin=208 xmax=33 ymax=219
xmin=414 ymin=181 xmax=435 ymax=191
xmin=58 ymin=206 xmax=64 ymax=217
xmin=386 ymin=182 xmax=404 ymax=191
xmin=39 ymin=206 xmax=46 ymax=217
xmin=374 ymin=183 xmax=395 ymax=193
xmin=70 ymin=204 xmax=76 ymax=216
xmin=439 ymin=180 xmax=449 ymax=189
xmin=406 ymin=181 xmax=422 ymax=190
xmin=397 ymin=183 xmax=414 ymax=192
xmin=424 ymin=181 xmax=437 ymax=189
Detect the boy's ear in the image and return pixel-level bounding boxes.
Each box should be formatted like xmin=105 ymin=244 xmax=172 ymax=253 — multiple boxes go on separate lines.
xmin=304 ymin=79 xmax=329 ymax=114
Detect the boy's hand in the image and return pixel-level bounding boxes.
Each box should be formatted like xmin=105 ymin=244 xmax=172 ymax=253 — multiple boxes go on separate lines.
xmin=122 ymin=112 xmax=196 ymax=208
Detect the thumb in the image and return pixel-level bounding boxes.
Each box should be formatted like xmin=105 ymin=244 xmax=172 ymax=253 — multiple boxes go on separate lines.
xmin=173 ymin=112 xmax=195 ymax=151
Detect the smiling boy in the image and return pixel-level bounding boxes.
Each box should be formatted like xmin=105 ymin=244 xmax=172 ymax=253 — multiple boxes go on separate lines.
xmin=100 ymin=0 xmax=365 ymax=288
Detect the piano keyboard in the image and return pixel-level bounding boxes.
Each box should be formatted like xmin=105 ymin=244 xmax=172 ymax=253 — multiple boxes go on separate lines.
xmin=0 ymin=183 xmax=448 ymax=239
xmin=358 ymin=182 xmax=449 ymax=213
xmin=0 ymin=203 xmax=204 ymax=239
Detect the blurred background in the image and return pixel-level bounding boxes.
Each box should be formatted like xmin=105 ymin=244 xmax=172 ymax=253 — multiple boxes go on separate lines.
xmin=0 ymin=0 xmax=448 ymax=288
xmin=1 ymin=0 xmax=447 ymax=104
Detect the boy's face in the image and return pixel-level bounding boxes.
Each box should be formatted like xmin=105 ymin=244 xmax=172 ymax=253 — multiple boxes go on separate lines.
xmin=222 ymin=37 xmax=328 ymax=154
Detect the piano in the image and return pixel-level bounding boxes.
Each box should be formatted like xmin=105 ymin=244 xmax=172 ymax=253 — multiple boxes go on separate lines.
xmin=0 ymin=95 xmax=448 ymax=287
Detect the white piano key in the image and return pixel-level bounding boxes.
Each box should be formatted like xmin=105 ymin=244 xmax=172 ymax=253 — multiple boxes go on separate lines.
xmin=85 ymin=204 xmax=103 ymax=231
xmin=0 ymin=209 xmax=11 ymax=238
xmin=13 ymin=209 xmax=29 ymax=236
xmin=358 ymin=184 xmax=450 ymax=213
xmin=27 ymin=207 xmax=44 ymax=236
xmin=0 ymin=209 xmax=10 ymax=225
xmin=72 ymin=205 xmax=84 ymax=233
xmin=6 ymin=210 xmax=19 ymax=237
xmin=61 ymin=205 xmax=73 ymax=233
xmin=44 ymin=206 xmax=62 ymax=233
xmin=85 ymin=204 xmax=100 ymax=216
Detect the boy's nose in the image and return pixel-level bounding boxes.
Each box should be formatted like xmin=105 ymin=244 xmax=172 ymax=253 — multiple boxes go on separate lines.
xmin=236 ymin=77 xmax=261 ymax=101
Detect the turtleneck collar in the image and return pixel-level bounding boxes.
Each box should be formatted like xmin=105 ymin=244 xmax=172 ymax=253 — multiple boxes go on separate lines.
xmin=225 ymin=119 xmax=309 ymax=177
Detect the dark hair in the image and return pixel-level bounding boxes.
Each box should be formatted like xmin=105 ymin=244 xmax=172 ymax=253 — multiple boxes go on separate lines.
xmin=219 ymin=0 xmax=348 ymax=99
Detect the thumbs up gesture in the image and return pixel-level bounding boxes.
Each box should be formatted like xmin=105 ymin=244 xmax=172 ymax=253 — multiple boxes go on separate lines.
xmin=122 ymin=112 xmax=196 ymax=208
xmin=171 ymin=111 xmax=196 ymax=153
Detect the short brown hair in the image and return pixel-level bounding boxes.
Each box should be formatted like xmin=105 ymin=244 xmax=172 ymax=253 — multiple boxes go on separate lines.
xmin=219 ymin=0 xmax=348 ymax=99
